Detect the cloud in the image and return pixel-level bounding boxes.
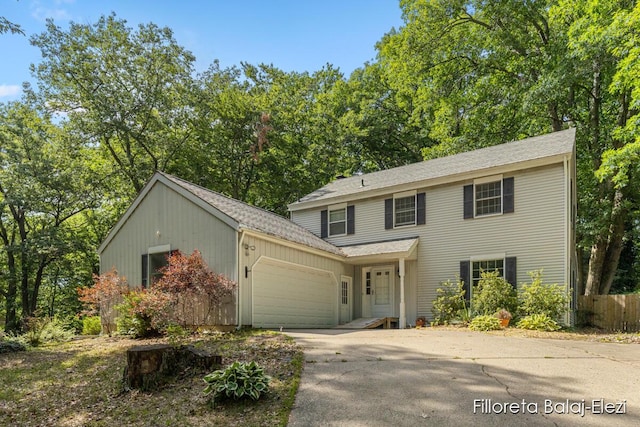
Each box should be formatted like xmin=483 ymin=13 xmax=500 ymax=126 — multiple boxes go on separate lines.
xmin=30 ymin=0 xmax=73 ymax=22
xmin=0 ymin=85 xmax=22 ymax=98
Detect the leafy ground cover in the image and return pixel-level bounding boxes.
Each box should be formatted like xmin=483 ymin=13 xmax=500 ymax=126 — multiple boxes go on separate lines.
xmin=0 ymin=330 xmax=302 ymax=427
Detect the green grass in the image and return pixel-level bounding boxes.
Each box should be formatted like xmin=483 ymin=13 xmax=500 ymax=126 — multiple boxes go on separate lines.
xmin=0 ymin=331 xmax=303 ymax=426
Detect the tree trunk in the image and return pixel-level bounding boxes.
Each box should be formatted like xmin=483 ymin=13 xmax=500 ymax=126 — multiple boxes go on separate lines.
xmin=599 ymin=188 xmax=626 ymax=295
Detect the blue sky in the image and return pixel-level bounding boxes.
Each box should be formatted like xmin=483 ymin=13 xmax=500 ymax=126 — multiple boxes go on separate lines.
xmin=0 ymin=0 xmax=404 ymax=101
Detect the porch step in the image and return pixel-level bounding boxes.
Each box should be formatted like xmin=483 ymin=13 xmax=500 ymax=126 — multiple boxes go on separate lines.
xmin=336 ymin=317 xmax=399 ymax=329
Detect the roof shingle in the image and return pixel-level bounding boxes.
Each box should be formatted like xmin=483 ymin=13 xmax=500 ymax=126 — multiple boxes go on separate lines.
xmin=290 ymin=128 xmax=575 ymax=208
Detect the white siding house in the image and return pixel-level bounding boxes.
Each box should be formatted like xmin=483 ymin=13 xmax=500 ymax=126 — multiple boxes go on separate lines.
xmin=99 ymin=129 xmax=576 ymax=328
xmin=289 ymin=128 xmax=577 ymax=326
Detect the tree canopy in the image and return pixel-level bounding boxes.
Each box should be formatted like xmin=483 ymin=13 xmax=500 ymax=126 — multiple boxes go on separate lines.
xmin=2 ymin=3 xmax=640 ymax=331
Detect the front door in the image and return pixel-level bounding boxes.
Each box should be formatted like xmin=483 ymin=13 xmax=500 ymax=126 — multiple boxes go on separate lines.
xmin=371 ymin=266 xmax=394 ymax=317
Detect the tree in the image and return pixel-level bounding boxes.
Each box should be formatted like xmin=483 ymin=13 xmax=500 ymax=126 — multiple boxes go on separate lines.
xmin=0 ymin=101 xmax=101 ymax=332
xmin=0 ymin=16 xmax=23 ymax=35
xmin=374 ymin=0 xmax=639 ymax=294
xmin=29 ymin=13 xmax=196 ymax=194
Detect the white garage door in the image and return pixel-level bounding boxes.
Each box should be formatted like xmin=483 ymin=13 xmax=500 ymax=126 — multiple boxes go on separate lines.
xmin=252 ymin=257 xmax=337 ymax=328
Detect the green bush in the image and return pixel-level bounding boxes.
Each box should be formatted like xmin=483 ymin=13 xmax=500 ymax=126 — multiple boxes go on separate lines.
xmin=518 ymin=270 xmax=568 ymax=319
xmin=203 ymin=361 xmax=271 ymax=403
xmin=468 ymin=315 xmax=502 ymax=331
xmin=116 ymin=292 xmax=158 ymax=338
xmin=166 ymin=323 xmax=190 ymax=347
xmin=431 ymin=278 xmax=470 ymax=325
xmin=82 ymin=316 xmax=102 ymax=335
xmin=472 ymin=270 xmax=518 ymax=316
xmin=0 ymin=340 xmax=26 ymax=354
xmin=516 ymin=313 xmax=561 ymax=331
xmin=23 ymin=317 xmax=74 ymax=346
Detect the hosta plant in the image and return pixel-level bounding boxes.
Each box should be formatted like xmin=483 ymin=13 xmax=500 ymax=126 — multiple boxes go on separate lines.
xmin=203 ymin=361 xmax=271 ymax=403
xmin=516 ymin=313 xmax=561 ymax=331
xmin=468 ymin=315 xmax=502 ymax=331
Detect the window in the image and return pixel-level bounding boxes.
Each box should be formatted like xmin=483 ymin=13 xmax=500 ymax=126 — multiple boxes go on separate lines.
xmin=472 ymin=259 xmax=504 ymax=288
xmin=460 ymin=256 xmax=516 ymax=302
xmin=142 ymin=245 xmax=174 ymax=288
xmin=475 ymin=181 xmax=502 ymax=216
xmin=385 ymin=192 xmax=425 ymax=229
xmin=463 ymin=176 xmax=514 ymax=219
xmin=395 ymin=195 xmax=416 ymax=227
xmin=341 ymin=280 xmax=349 ymax=305
xmin=320 ymin=205 xmax=354 ymax=238
xmin=329 ymin=205 xmax=346 ymax=236
xmin=365 ymin=271 xmax=371 ymax=295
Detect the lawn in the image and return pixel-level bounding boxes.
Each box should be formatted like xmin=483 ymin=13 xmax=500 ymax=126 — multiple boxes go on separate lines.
xmin=0 ymin=330 xmax=303 ymax=427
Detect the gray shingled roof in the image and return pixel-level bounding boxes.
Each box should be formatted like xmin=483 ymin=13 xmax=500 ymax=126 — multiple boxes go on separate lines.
xmin=160 ymin=173 xmax=344 ymax=256
xmin=290 ymin=128 xmax=575 ymax=208
xmin=340 ymin=237 xmax=418 ymax=258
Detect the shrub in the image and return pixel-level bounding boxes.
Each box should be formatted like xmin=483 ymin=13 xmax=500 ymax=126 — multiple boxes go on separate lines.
xmin=203 ymin=361 xmax=271 ymax=403
xmin=166 ymin=323 xmax=190 ymax=347
xmin=431 ymin=278 xmax=469 ymax=325
xmin=23 ymin=317 xmax=74 ymax=346
xmin=516 ymin=313 xmax=561 ymax=331
xmin=116 ymin=289 xmax=170 ymax=338
xmin=0 ymin=340 xmax=26 ymax=354
xmin=155 ymin=250 xmax=237 ymax=328
xmin=518 ymin=270 xmax=568 ymax=319
xmin=472 ymin=270 xmax=518 ymax=316
xmin=78 ymin=269 xmax=127 ymax=335
xmin=468 ymin=315 xmax=501 ymax=331
xmin=82 ymin=316 xmax=102 ymax=335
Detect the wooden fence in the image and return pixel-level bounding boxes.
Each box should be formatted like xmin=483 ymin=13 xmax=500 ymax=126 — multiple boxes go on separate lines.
xmin=101 ymin=293 xmax=236 ymax=334
xmin=577 ymin=294 xmax=640 ymax=332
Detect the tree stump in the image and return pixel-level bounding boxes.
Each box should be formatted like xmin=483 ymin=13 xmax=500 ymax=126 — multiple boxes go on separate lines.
xmin=124 ymin=344 xmax=221 ymax=391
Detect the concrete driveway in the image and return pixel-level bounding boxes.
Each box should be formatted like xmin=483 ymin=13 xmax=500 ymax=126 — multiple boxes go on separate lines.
xmin=286 ymin=329 xmax=639 ymax=426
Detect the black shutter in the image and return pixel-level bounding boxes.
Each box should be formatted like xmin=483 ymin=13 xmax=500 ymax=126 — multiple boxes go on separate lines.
xmin=384 ymin=198 xmax=393 ymax=229
xmin=320 ymin=210 xmax=328 ymax=238
xmin=141 ymin=254 xmax=148 ymax=288
xmin=503 ymin=177 xmax=514 ymax=214
xmin=347 ymin=205 xmax=355 ymax=235
xmin=505 ymin=256 xmax=517 ymax=289
xmin=463 ymin=185 xmax=474 ymax=219
xmin=416 ymin=192 xmax=426 ymax=225
xmin=460 ymin=260 xmax=471 ymax=302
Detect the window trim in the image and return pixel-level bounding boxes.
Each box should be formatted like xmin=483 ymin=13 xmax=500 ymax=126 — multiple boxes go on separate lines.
xmin=473 ymin=175 xmax=503 ymax=217
xmin=393 ymin=190 xmax=417 ymax=228
xmin=328 ymin=203 xmax=347 ymax=237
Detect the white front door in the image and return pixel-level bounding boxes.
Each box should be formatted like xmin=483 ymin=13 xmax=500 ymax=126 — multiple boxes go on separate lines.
xmin=371 ymin=266 xmax=394 ymax=317
xmin=339 ymin=276 xmax=352 ymax=324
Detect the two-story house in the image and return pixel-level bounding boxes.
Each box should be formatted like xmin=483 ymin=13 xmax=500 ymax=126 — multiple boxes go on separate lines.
xmin=99 ymin=128 xmax=576 ymax=328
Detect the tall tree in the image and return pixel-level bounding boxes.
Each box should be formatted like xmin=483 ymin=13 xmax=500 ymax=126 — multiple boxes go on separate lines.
xmin=0 ymin=101 xmax=102 ymax=331
xmin=29 ymin=13 xmax=196 ymax=194
xmin=375 ymin=0 xmax=638 ymax=294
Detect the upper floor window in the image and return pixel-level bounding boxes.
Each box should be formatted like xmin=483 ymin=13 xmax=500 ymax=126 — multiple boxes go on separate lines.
xmin=329 ymin=205 xmax=347 ymax=236
xmin=394 ymin=194 xmax=416 ymax=227
xmin=320 ymin=204 xmax=355 ymax=238
xmin=464 ymin=176 xmax=514 ymax=219
xmin=385 ymin=191 xmax=426 ymax=229
xmin=475 ymin=180 xmax=502 ymax=216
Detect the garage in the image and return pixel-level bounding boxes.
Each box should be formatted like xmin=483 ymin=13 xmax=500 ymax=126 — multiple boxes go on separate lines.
xmin=252 ymin=257 xmax=337 ymax=328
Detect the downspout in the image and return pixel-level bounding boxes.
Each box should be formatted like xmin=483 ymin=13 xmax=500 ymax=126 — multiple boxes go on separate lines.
xmin=237 ymin=231 xmax=245 ymax=330
xmin=399 ymin=257 xmax=406 ymax=329
xmin=563 ymin=155 xmax=571 ymax=326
